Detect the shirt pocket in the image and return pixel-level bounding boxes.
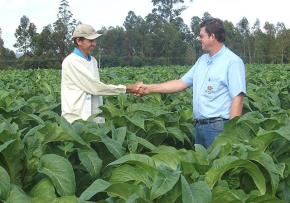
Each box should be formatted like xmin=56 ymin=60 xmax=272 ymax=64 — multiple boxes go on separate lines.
xmin=203 ymin=77 xmax=223 ymax=100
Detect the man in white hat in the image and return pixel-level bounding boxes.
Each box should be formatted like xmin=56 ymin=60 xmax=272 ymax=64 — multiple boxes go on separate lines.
xmin=61 ymin=24 xmax=139 ymax=123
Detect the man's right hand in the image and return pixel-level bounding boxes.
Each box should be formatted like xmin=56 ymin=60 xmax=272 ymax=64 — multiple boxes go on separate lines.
xmin=137 ymin=83 xmax=150 ymax=96
xmin=126 ymin=82 xmax=143 ymax=94
xmin=126 ymin=82 xmax=151 ymax=96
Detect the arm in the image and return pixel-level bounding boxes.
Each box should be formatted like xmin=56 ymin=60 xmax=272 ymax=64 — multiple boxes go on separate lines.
xmin=142 ymin=80 xmax=188 ymax=94
xmin=63 ymin=60 xmax=126 ymax=96
xmin=227 ymin=58 xmax=246 ymax=118
xmin=229 ymin=93 xmax=244 ymax=119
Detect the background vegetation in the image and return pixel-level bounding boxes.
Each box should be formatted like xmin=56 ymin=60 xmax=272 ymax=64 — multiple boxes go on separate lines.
xmin=1 ymin=0 xmax=290 ymax=69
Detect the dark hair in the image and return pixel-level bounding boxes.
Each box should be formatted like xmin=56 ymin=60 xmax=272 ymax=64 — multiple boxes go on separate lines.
xmin=200 ymin=18 xmax=225 ymax=42
xmin=73 ymin=37 xmax=85 ymax=46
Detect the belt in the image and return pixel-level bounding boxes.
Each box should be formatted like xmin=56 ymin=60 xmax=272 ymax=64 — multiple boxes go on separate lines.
xmin=193 ymin=117 xmax=228 ymax=125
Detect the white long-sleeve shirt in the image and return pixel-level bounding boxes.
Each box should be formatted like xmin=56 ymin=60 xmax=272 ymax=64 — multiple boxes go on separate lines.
xmin=61 ymin=53 xmax=126 ymax=123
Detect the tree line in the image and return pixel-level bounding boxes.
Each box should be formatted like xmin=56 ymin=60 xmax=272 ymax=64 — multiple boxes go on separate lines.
xmin=0 ymin=0 xmax=290 ymax=69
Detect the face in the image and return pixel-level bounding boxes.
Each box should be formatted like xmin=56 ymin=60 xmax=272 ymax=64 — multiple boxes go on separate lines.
xmin=76 ymin=38 xmax=96 ymax=56
xmin=198 ymin=27 xmax=215 ymax=52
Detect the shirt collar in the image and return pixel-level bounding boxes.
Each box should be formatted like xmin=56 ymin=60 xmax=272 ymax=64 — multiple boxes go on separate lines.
xmin=73 ymin=47 xmax=91 ymax=61
xmin=207 ymin=45 xmax=226 ymax=65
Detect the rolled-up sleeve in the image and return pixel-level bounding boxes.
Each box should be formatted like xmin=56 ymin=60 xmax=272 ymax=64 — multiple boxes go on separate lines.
xmin=181 ymin=60 xmax=200 ymax=86
xmin=227 ymin=59 xmax=246 ymax=98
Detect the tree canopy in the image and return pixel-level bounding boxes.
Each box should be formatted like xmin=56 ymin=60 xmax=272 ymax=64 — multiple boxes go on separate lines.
xmin=0 ymin=0 xmax=290 ymax=69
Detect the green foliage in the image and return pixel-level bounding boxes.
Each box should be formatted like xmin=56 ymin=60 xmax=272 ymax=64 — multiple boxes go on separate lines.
xmin=52 ymin=0 xmax=77 ymax=61
xmin=14 ymin=15 xmax=37 ymax=55
xmin=0 ymin=166 xmax=11 ymax=201
xmin=29 ymin=178 xmax=56 ymax=200
xmin=181 ymin=176 xmax=212 ymax=203
xmin=79 ymin=179 xmax=111 ymax=201
xmin=0 ymin=65 xmax=289 ymax=202
xmin=1 ymin=0 xmax=290 ymax=68
xmin=38 ymin=154 xmax=76 ymax=196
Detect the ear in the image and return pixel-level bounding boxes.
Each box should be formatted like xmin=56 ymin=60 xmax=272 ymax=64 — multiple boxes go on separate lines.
xmin=76 ymin=38 xmax=83 ymax=46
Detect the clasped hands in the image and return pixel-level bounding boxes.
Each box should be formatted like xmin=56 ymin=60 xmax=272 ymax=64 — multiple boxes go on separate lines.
xmin=126 ymin=82 xmax=150 ymax=96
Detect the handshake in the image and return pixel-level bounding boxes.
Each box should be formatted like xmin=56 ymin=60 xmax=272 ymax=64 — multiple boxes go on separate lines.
xmin=126 ymin=82 xmax=151 ymax=96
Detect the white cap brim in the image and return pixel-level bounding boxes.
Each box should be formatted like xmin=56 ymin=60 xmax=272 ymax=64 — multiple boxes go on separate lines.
xmin=85 ymin=33 xmax=102 ymax=40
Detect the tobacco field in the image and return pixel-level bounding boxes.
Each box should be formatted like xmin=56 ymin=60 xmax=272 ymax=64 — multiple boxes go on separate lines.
xmin=0 ymin=64 xmax=290 ymax=203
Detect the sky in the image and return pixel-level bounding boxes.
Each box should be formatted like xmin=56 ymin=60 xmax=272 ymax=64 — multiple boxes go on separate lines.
xmin=0 ymin=0 xmax=289 ymax=52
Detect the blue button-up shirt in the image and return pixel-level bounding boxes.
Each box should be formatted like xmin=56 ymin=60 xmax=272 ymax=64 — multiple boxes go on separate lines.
xmin=181 ymin=45 xmax=246 ymax=119
xmin=73 ymin=48 xmax=91 ymax=61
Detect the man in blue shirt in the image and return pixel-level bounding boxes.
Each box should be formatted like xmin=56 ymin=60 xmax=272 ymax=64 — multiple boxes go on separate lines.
xmin=138 ymin=18 xmax=246 ymax=148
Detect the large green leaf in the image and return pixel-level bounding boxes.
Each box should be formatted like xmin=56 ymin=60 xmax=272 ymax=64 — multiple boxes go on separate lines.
xmin=251 ymin=124 xmax=290 ymax=151
xmin=126 ymin=193 xmax=148 ymax=203
xmin=124 ymin=115 xmax=145 ymax=130
xmin=251 ymin=131 xmax=280 ymax=151
xmin=205 ymin=159 xmax=266 ymax=195
xmin=275 ymin=125 xmax=290 ymax=140
xmin=101 ymin=136 xmax=125 ymax=158
xmin=108 ymin=154 xmax=155 ymax=168
xmin=126 ymin=131 xmax=157 ymax=153
xmin=134 ymin=136 xmax=157 ymax=151
xmin=24 ymin=120 xmax=88 ymax=147
xmin=181 ymin=176 xmax=212 ymax=203
xmin=237 ymin=112 xmax=265 ymax=125
xmin=0 ymin=139 xmax=15 ymax=152
xmin=111 ymin=127 xmax=127 ymax=144
xmin=127 ymin=132 xmax=139 ymax=153
xmin=152 ymin=150 xmax=181 ymax=170
xmin=29 ymin=178 xmax=56 ymax=200
xmin=145 ymin=119 xmax=167 ymax=135
xmin=246 ymin=194 xmax=286 ymax=203
xmin=156 ymin=181 xmax=181 ymax=203
xmin=79 ymin=179 xmax=111 ymax=201
xmin=52 ymin=196 xmax=78 ymax=203
xmin=179 ymin=108 xmax=192 ymax=122
xmin=31 ymin=197 xmax=54 ymax=203
xmin=0 ymin=166 xmax=11 ymax=201
xmin=193 ymin=144 xmax=210 ymax=165
xmin=38 ymin=154 xmax=76 ymax=196
xmin=276 ymin=177 xmax=290 ymax=202
xmin=55 ymin=118 xmax=88 ymax=146
xmin=78 ymin=149 xmax=103 ymax=179
xmin=42 ymin=123 xmax=79 ymax=144
xmin=24 ymin=113 xmax=45 ymax=125
xmin=167 ymin=127 xmax=190 ymax=144
xmin=212 ymin=186 xmax=248 ymax=203
xmin=248 ymin=151 xmax=283 ymax=194
xmin=150 ymin=166 xmax=181 ymax=200
xmin=212 ymin=156 xmax=239 ymax=168
xmin=101 ymin=102 xmax=123 ymax=118
xmin=180 ymin=145 xmax=209 ymax=166
xmin=0 ymin=122 xmax=24 ymax=184
xmin=127 ymin=103 xmax=169 ymax=117
xmin=110 ymin=164 xmax=155 ymax=187
xmin=105 ymin=183 xmax=144 ymax=200
xmin=79 ymin=126 xmax=107 ymax=143
xmin=6 ymin=184 xmax=31 ymax=203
